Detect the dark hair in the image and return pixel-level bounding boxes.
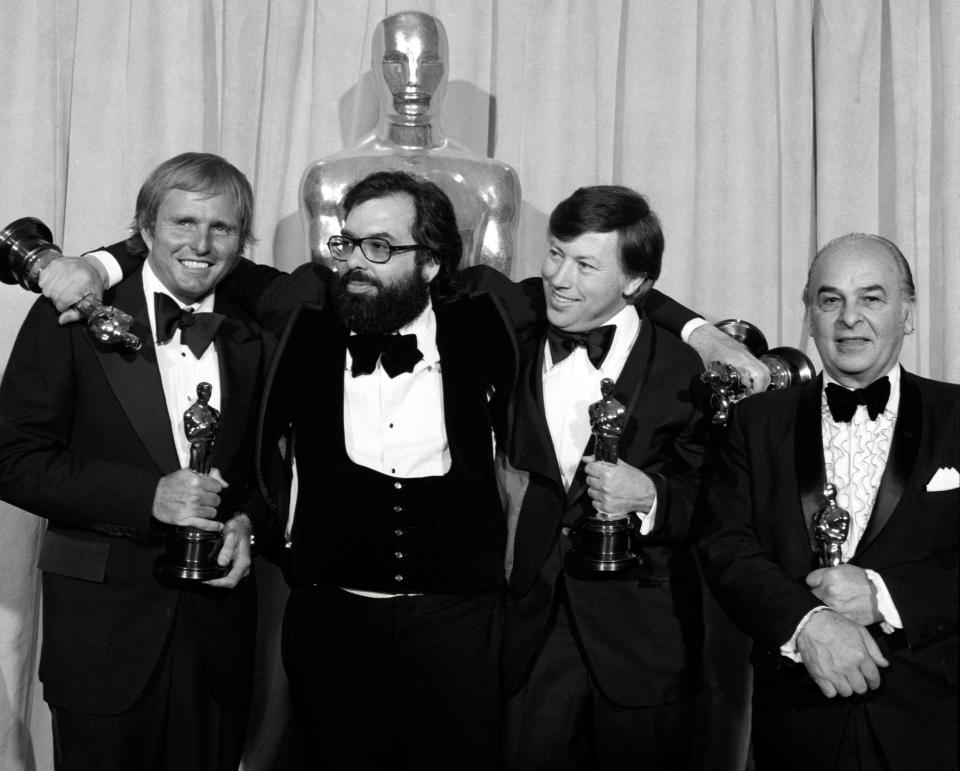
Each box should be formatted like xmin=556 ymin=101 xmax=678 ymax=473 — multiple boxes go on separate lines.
xmin=126 ymin=152 xmax=255 ymax=256
xmin=802 ymin=233 xmax=916 ymax=307
xmin=548 ymin=185 xmax=663 ymax=281
xmin=342 ymin=171 xmax=461 ymax=299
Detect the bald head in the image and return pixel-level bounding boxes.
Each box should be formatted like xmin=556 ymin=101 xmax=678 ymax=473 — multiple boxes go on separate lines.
xmin=804 ymin=233 xmax=916 ymax=388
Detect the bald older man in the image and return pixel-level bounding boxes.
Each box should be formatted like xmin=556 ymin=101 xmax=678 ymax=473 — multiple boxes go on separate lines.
xmin=699 ymin=233 xmax=958 ymax=770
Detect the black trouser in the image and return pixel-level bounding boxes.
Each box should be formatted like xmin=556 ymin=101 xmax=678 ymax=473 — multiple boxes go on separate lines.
xmin=283 ymin=585 xmax=503 ymax=771
xmin=503 ymin=597 xmax=693 ymax=771
xmin=50 ymin=601 xmax=248 ymax=771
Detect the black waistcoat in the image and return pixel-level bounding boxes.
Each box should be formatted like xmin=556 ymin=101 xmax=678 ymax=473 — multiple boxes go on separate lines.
xmin=282 ymin=298 xmax=509 ymax=594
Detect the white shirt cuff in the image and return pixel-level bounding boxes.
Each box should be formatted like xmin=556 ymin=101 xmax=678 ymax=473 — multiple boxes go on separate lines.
xmin=85 ymin=250 xmax=123 ymax=290
xmin=679 ymin=317 xmax=709 ymax=343
xmin=633 ymin=495 xmax=657 ymax=535
xmin=780 ymin=605 xmax=830 ymax=662
xmin=864 ymin=568 xmax=903 ymax=633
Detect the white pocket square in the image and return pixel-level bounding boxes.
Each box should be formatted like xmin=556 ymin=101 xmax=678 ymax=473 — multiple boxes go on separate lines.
xmin=926 ymin=466 xmax=960 ymax=492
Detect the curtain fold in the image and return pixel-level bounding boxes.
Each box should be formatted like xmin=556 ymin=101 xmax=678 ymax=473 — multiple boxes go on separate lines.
xmin=1 ymin=2 xmax=957 ymax=769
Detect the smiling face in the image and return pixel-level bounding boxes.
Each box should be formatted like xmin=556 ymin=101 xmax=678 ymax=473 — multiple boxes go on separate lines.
xmin=142 ymin=188 xmax=241 ymax=305
xmin=540 ymin=230 xmax=647 ymax=333
xmin=806 ymin=237 xmax=915 ymax=388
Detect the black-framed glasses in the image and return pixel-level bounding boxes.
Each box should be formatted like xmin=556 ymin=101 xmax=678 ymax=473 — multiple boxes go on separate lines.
xmin=327 ymin=234 xmax=427 ymax=264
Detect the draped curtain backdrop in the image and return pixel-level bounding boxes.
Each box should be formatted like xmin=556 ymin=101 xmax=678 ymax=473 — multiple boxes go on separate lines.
xmin=1 ymin=1 xmax=957 ymax=769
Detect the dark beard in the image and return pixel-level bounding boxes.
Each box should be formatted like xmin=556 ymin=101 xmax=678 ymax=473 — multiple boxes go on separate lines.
xmin=330 ymin=267 xmax=431 ymax=334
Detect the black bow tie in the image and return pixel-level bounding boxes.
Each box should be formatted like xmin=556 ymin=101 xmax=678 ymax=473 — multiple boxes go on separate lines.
xmin=825 ymin=377 xmax=891 ymax=422
xmin=347 ymin=333 xmax=423 ymax=378
xmin=546 ymin=325 xmax=615 ymax=369
xmin=154 ymin=292 xmax=225 ymax=359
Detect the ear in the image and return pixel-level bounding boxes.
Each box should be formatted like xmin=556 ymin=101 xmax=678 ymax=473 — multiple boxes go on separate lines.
xmin=624 ymin=274 xmax=652 ymax=300
xmin=141 ymin=226 xmax=154 ymax=252
xmin=902 ymin=297 xmax=917 ymax=335
xmin=421 ymin=257 xmax=441 ymax=285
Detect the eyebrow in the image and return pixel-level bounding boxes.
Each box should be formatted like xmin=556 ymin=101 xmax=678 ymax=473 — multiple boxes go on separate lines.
xmin=816 ymin=284 xmax=888 ymax=295
xmin=342 ymin=229 xmax=394 ymax=240
xmin=168 ymin=213 xmax=236 ymax=228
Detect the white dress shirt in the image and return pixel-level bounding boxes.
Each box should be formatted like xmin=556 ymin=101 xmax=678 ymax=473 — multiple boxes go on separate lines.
xmin=820 ymin=364 xmax=903 ymax=631
xmin=342 ymin=301 xmax=449 ymax=476
xmin=541 ymin=304 xmax=656 ymax=532
xmin=142 ymin=264 xmax=221 ymax=468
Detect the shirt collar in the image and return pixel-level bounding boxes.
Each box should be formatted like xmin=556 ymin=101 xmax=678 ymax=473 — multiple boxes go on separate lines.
xmin=344 ymin=298 xmax=439 ymax=371
xmin=822 ymin=363 xmax=901 ymax=419
xmin=543 ymin=303 xmax=640 ymax=371
xmin=142 ymin=262 xmax=217 ymax=341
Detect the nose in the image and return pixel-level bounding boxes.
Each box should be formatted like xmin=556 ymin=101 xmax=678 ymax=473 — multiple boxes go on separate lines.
xmin=343 ymin=241 xmax=368 ymax=271
xmin=548 ymin=257 xmax=575 ymax=288
xmin=191 ymin=227 xmax=211 ymax=255
xmin=405 ymin=54 xmax=421 ymax=88
xmin=838 ymin=300 xmax=862 ymax=328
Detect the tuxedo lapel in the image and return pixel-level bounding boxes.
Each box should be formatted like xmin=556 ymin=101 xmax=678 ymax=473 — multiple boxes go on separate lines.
xmin=210 ymin=296 xmax=262 ymax=471
xmin=92 ymin=274 xmax=179 ymax=473
xmin=565 ymin=314 xmax=656 ymax=506
xmin=508 ymin=329 xmax=564 ymax=486
xmin=256 ymin=303 xmax=344 ymax=511
xmin=858 ymin=368 xmax=920 ymax=552
xmin=794 ymin=375 xmax=827 ymax=553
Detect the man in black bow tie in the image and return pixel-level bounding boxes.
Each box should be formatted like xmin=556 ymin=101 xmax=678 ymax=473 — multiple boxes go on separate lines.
xmin=699 ymin=233 xmax=959 ymax=770
xmin=488 ymin=185 xmax=710 ymax=770
xmin=0 ymin=153 xmax=268 ymax=770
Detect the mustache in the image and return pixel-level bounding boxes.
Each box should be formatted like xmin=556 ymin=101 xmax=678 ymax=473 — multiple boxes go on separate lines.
xmin=340 ymin=269 xmax=382 ymax=288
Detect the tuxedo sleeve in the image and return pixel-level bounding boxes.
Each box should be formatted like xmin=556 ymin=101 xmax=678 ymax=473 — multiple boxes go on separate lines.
xmin=697 ymin=406 xmax=822 ymax=649
xmin=100 ymin=240 xmax=332 ymax=336
xmin=643 ymin=289 xmax=701 ymax=338
xmin=456 ymin=264 xmax=543 ymax=339
xmin=0 ymin=298 xmax=160 ymax=544
xmin=639 ymin=397 xmax=709 ymax=546
xmin=882 ymin=549 xmax=958 ymax=649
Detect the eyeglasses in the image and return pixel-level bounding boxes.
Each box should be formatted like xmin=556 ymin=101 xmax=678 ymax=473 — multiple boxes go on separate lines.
xmin=327 ymin=234 xmax=427 ymax=264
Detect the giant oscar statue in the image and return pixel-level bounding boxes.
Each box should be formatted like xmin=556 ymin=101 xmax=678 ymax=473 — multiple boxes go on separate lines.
xmin=300 ymin=11 xmax=521 ymax=274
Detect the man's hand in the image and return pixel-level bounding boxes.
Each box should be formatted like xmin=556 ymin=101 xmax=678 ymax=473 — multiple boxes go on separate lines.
xmin=152 ymin=467 xmax=228 ymax=531
xmin=806 ymin=565 xmax=882 ymax=626
xmin=688 ymin=324 xmax=770 ymax=394
xmin=37 ymin=255 xmax=108 ymax=325
xmin=582 ymin=456 xmax=656 ymax=515
xmin=205 ymin=514 xmax=253 ymax=589
xmin=796 ymin=609 xmax=889 ymax=698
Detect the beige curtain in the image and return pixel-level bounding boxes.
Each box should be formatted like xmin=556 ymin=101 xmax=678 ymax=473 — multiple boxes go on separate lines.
xmin=2 ymin=1 xmax=958 ymax=769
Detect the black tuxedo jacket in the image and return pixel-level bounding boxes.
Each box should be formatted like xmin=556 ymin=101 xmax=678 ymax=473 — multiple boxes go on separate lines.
xmin=485 ymin=276 xmax=709 ymax=708
xmin=0 ymin=270 xmax=269 ymax=715
xmin=698 ymin=371 xmax=958 ymax=770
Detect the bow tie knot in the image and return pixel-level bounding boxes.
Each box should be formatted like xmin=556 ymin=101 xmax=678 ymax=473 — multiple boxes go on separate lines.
xmin=347 ymin=333 xmax=423 ymax=378
xmin=546 ymin=325 xmax=615 ymax=369
xmin=154 ymin=292 xmax=224 ymax=359
xmin=825 ymin=377 xmax=891 ymax=422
